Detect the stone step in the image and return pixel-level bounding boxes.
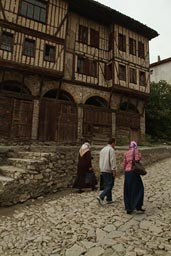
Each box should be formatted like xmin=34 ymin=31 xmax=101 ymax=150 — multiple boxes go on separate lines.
xmin=7 ymin=158 xmax=46 ymax=169
xmin=0 ymin=165 xmax=26 ymax=179
xmin=0 ymin=174 xmax=14 ymax=184
xmin=17 ymin=151 xmax=54 ymax=160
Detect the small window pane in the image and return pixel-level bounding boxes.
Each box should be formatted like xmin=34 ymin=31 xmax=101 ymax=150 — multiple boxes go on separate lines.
xmin=119 ymin=64 xmax=126 ymax=81
xmin=20 ymin=0 xmax=47 ymax=23
xmin=1 ymin=32 xmax=13 ymax=52
xmin=23 ymin=39 xmax=35 ymax=57
xmin=44 ymin=44 xmax=55 ymax=62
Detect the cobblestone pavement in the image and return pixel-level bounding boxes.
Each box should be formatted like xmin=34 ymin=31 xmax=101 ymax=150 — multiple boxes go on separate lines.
xmin=0 ymin=158 xmax=171 ymax=256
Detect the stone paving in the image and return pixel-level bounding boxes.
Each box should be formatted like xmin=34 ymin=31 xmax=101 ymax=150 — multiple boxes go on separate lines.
xmin=0 ymin=158 xmax=171 ymax=256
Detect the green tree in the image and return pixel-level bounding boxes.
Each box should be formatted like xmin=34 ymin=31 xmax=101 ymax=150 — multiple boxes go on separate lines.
xmin=146 ymin=80 xmax=171 ymax=141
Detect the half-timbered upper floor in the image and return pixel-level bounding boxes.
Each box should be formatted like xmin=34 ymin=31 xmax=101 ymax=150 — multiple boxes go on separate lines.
xmin=0 ymin=0 xmax=68 ymax=77
xmin=0 ymin=0 xmax=158 ymax=96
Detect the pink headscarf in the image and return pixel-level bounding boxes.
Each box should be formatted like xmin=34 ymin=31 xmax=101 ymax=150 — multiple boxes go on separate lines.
xmin=129 ymin=141 xmax=137 ymax=149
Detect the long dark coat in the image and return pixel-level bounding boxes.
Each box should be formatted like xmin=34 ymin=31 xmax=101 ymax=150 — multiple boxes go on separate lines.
xmin=73 ymin=151 xmax=97 ymax=189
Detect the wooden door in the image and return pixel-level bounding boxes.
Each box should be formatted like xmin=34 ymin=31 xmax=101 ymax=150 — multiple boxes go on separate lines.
xmin=38 ymin=99 xmax=77 ymax=143
xmin=0 ymin=96 xmax=13 ymax=137
xmin=0 ymin=95 xmax=33 ymax=139
xmin=10 ymin=99 xmax=33 ymax=139
xmin=83 ymin=106 xmax=112 ymax=143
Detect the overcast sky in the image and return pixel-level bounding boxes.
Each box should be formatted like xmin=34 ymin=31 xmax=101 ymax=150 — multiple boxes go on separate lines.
xmin=97 ymin=0 xmax=170 ymax=63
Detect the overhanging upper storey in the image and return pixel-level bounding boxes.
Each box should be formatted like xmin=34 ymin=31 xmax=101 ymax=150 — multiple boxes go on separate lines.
xmin=67 ymin=0 xmax=158 ymax=40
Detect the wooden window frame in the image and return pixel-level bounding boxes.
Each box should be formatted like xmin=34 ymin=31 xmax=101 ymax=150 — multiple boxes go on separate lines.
xmin=89 ymin=59 xmax=97 ymax=77
xmin=77 ymin=56 xmax=84 ymax=74
xmin=19 ymin=0 xmax=47 ymax=23
xmin=0 ymin=31 xmax=14 ymax=52
xmin=119 ymin=64 xmax=126 ymax=81
xmin=90 ymin=28 xmax=99 ymax=48
xmin=139 ymin=71 xmax=146 ymax=86
xmin=129 ymin=67 xmax=137 ymax=84
xmin=129 ymin=38 xmax=136 ymax=56
xmin=23 ymin=38 xmax=35 ymax=57
xmin=138 ymin=41 xmax=145 ymax=58
xmin=44 ymin=44 xmax=56 ymax=62
xmin=78 ymin=25 xmax=88 ymax=44
xmin=109 ymin=32 xmax=113 ymax=51
xmin=77 ymin=56 xmax=97 ymax=77
xmin=118 ymin=33 xmax=126 ymax=52
xmin=105 ymin=63 xmax=112 ymax=80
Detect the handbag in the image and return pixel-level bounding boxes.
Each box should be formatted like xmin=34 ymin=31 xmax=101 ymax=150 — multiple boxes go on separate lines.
xmin=132 ymin=150 xmax=147 ymax=176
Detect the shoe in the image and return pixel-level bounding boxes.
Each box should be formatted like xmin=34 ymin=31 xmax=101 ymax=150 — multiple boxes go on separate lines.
xmin=96 ymin=196 xmax=103 ymax=205
xmin=78 ymin=189 xmax=84 ymax=193
xmin=136 ymin=208 xmax=145 ymax=212
xmin=106 ymin=200 xmax=114 ymax=204
xmin=127 ymin=210 xmax=133 ymax=214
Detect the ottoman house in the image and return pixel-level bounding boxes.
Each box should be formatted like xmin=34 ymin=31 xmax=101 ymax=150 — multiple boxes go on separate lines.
xmin=0 ymin=0 xmax=158 ymax=144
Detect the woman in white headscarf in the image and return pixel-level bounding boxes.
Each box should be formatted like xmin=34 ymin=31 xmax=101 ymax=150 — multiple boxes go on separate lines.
xmin=73 ymin=141 xmax=97 ymax=193
xmin=123 ymin=141 xmax=145 ymax=214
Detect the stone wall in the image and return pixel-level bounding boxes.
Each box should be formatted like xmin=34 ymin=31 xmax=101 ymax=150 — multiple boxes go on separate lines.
xmin=0 ymin=145 xmax=171 ymax=206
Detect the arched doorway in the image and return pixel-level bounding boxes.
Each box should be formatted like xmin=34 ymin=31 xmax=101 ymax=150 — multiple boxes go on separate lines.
xmin=83 ymin=96 xmax=112 ymax=143
xmin=38 ymin=89 xmax=77 ymax=143
xmin=0 ymin=81 xmax=33 ymax=139
xmin=116 ymin=102 xmax=140 ymax=142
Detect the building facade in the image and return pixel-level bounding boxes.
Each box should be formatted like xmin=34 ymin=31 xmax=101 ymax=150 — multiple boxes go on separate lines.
xmin=150 ymin=57 xmax=171 ymax=84
xmin=0 ymin=0 xmax=158 ymax=144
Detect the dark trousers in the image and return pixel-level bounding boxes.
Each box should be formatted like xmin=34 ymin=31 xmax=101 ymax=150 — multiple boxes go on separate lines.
xmin=99 ymin=172 xmax=114 ymax=202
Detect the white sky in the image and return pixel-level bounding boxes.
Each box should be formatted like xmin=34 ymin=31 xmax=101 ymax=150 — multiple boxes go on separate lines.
xmin=97 ymin=0 xmax=171 ymax=63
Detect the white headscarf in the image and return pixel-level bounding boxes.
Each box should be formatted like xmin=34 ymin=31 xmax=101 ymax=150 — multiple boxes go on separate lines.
xmin=79 ymin=142 xmax=90 ymax=157
xmin=129 ymin=141 xmax=137 ymax=149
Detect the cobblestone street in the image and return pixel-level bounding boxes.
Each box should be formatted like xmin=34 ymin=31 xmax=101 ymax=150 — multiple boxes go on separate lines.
xmin=0 ymin=158 xmax=171 ymax=256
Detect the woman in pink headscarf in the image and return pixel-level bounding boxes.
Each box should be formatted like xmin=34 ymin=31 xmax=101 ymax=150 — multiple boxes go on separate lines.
xmin=123 ymin=141 xmax=145 ymax=214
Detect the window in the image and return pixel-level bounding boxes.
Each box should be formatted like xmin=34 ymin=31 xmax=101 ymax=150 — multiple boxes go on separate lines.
xmin=129 ymin=68 xmax=137 ymax=84
xmin=138 ymin=41 xmax=145 ymax=58
xmin=119 ymin=64 xmax=126 ymax=81
xmin=77 ymin=56 xmax=97 ymax=77
xmin=23 ymin=38 xmax=35 ymax=57
xmin=78 ymin=25 xmax=88 ymax=44
xmin=118 ymin=33 xmax=126 ymax=52
xmin=20 ymin=0 xmax=47 ymax=23
xmin=139 ymin=71 xmax=146 ymax=86
xmin=0 ymin=31 xmax=13 ymax=52
xmin=129 ymin=38 xmax=136 ymax=55
xmin=77 ymin=56 xmax=84 ymax=74
xmin=44 ymin=44 xmax=55 ymax=62
xmin=90 ymin=29 xmax=99 ymax=48
xmin=105 ymin=63 xmax=112 ymax=80
xmin=109 ymin=32 xmax=113 ymax=51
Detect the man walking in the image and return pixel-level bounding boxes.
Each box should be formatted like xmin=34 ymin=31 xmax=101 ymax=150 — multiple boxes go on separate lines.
xmin=97 ymin=138 xmax=117 ymax=205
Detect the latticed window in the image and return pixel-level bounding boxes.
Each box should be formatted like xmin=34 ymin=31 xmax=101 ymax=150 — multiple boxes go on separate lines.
xmin=90 ymin=29 xmax=99 ymax=48
xmin=23 ymin=38 xmax=35 ymax=57
xmin=129 ymin=38 xmax=136 ymax=55
xmin=20 ymin=0 xmax=47 ymax=23
xmin=138 ymin=41 xmax=145 ymax=58
xmin=44 ymin=44 xmax=55 ymax=62
xmin=0 ymin=31 xmax=13 ymax=52
xmin=118 ymin=33 xmax=126 ymax=52
xmin=139 ymin=71 xmax=146 ymax=86
xmin=78 ymin=25 xmax=88 ymax=44
xmin=77 ymin=56 xmax=97 ymax=77
xmin=129 ymin=68 xmax=137 ymax=84
xmin=119 ymin=64 xmax=126 ymax=81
